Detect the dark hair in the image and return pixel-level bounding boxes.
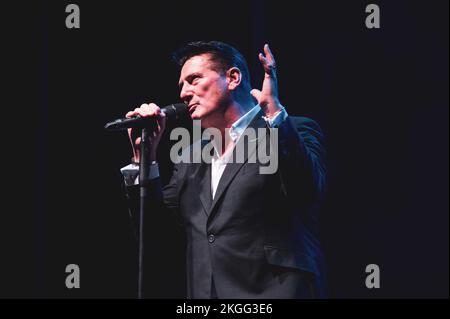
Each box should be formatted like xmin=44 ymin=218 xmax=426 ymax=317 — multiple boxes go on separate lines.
xmin=172 ymin=41 xmax=252 ymax=92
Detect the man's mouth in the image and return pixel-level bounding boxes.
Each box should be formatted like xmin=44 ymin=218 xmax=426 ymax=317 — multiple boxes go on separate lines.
xmin=188 ymin=103 xmax=198 ymax=114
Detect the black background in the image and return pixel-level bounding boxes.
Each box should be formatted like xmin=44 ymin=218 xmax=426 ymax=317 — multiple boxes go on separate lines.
xmin=2 ymin=0 xmax=448 ymax=298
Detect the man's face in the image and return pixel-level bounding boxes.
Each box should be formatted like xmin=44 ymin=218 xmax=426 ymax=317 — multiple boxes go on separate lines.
xmin=178 ymin=54 xmax=230 ymax=126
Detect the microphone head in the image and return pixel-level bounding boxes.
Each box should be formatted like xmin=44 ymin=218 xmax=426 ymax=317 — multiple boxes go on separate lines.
xmin=163 ymin=103 xmax=188 ymax=119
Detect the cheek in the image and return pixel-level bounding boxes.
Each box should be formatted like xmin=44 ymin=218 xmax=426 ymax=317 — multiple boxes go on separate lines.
xmin=205 ymin=83 xmax=227 ymax=101
xmin=197 ymin=78 xmax=228 ymax=105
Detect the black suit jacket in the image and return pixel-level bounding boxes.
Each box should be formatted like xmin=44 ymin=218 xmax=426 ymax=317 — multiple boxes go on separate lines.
xmin=127 ymin=111 xmax=327 ymax=298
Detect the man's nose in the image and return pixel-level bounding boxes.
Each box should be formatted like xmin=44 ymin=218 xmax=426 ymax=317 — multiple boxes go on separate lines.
xmin=180 ymin=85 xmax=193 ymax=103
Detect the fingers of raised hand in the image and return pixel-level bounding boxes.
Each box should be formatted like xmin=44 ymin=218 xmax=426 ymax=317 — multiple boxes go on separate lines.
xmin=259 ymin=45 xmax=277 ymax=75
xmin=263 ymin=44 xmax=276 ymax=66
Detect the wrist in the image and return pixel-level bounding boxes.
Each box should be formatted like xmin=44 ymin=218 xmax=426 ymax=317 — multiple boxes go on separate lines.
xmin=131 ymin=157 xmax=157 ymax=165
xmin=264 ymin=102 xmax=284 ymax=119
xmin=131 ymin=157 xmax=139 ymax=165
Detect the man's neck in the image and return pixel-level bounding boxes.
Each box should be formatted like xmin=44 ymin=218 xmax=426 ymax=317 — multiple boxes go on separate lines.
xmin=224 ymin=101 xmax=250 ymax=125
xmin=214 ymin=101 xmax=255 ymax=155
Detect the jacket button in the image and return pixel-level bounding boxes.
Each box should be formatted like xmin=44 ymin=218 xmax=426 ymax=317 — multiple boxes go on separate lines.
xmin=208 ymin=234 xmax=215 ymax=243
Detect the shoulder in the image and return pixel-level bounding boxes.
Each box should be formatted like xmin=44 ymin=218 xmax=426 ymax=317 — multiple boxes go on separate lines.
xmin=284 ymin=116 xmax=324 ymax=138
xmin=288 ymin=116 xmax=321 ymax=131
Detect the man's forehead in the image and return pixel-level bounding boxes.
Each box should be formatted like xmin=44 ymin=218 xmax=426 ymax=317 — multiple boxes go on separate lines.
xmin=186 ymin=53 xmax=212 ymax=65
xmin=179 ymin=54 xmax=215 ymax=79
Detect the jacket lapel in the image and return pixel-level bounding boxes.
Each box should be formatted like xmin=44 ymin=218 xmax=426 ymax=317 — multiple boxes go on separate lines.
xmin=194 ymin=161 xmax=212 ymax=216
xmin=207 ymin=110 xmax=267 ymax=219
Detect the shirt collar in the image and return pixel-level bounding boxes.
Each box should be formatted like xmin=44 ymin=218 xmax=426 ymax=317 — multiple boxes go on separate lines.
xmin=210 ymin=104 xmax=261 ymax=160
xmin=228 ymin=104 xmax=261 ymax=143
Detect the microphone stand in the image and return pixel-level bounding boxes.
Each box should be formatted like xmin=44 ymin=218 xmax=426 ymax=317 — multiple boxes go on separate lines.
xmin=104 ymin=104 xmax=187 ymax=299
xmin=138 ymin=128 xmax=150 ymax=299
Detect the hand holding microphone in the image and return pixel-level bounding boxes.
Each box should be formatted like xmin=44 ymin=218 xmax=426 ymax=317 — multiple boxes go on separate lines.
xmin=105 ymin=102 xmax=187 ymax=163
xmin=104 ymin=102 xmax=187 ymax=131
xmin=126 ymin=103 xmax=167 ymax=163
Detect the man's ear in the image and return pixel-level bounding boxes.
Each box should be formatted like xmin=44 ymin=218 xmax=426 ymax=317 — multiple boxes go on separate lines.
xmin=226 ymin=67 xmax=242 ymax=90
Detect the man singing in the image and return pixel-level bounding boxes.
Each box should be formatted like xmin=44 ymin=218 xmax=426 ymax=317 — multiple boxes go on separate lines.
xmin=122 ymin=41 xmax=327 ymax=298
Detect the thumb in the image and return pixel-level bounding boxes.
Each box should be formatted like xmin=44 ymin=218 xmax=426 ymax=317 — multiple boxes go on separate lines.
xmin=156 ymin=113 xmax=167 ymax=130
xmin=250 ymin=89 xmax=261 ymax=102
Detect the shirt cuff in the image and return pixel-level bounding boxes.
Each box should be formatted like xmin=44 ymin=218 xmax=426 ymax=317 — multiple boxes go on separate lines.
xmin=263 ymin=107 xmax=288 ymax=127
xmin=120 ymin=162 xmax=160 ymax=186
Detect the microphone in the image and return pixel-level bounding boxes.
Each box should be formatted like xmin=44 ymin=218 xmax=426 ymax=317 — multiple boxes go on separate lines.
xmin=104 ymin=103 xmax=188 ymax=131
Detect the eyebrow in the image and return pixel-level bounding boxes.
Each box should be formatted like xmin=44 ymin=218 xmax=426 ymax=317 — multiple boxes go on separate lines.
xmin=178 ymin=72 xmax=201 ymax=88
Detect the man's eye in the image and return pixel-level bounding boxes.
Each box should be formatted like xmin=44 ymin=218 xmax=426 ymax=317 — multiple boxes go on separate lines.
xmin=191 ymin=76 xmax=200 ymax=83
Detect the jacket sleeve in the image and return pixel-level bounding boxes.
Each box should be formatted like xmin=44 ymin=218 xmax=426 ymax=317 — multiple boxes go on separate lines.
xmin=276 ymin=116 xmax=327 ymax=208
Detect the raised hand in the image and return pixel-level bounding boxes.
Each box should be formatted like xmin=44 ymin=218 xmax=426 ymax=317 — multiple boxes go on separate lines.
xmin=250 ymin=44 xmax=284 ymax=118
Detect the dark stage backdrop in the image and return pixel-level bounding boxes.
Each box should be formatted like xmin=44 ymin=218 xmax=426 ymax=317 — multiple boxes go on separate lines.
xmin=2 ymin=0 xmax=448 ymax=298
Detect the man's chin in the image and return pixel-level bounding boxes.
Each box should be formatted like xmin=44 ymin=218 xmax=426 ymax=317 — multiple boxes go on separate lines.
xmin=190 ymin=111 xmax=202 ymax=120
